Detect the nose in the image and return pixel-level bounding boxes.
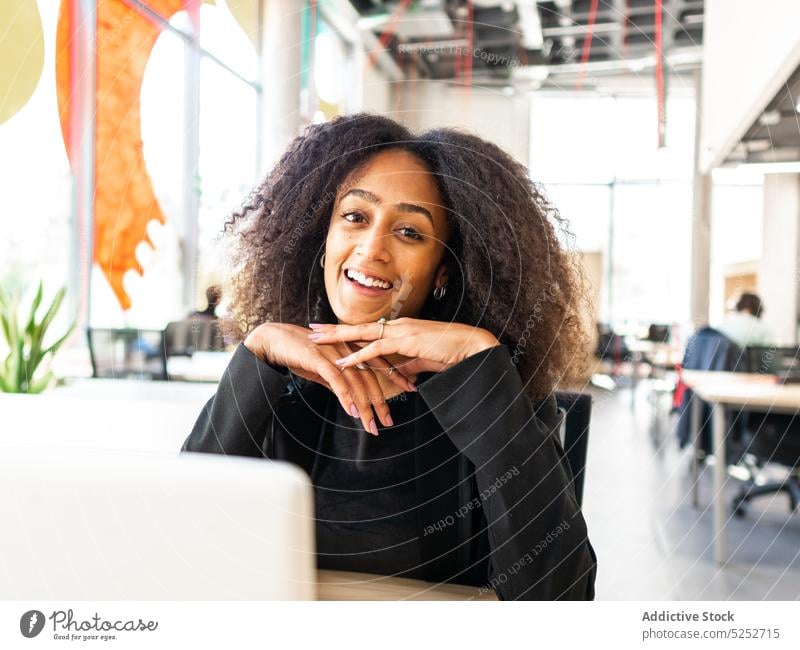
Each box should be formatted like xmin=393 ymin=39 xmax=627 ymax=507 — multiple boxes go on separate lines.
xmin=355 ymin=222 xmax=390 ymax=262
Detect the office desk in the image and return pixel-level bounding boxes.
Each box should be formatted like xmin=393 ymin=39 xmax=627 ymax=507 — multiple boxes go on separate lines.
xmin=317 ymin=570 xmax=497 ymax=600
xmin=0 ymin=381 xmax=215 ymax=455
xmin=681 ymin=370 xmax=800 ymax=566
xmin=625 ymin=340 xmax=682 ymax=408
xmin=167 ymin=351 xmax=232 ymax=382
xmin=627 ymin=340 xmax=683 ymax=369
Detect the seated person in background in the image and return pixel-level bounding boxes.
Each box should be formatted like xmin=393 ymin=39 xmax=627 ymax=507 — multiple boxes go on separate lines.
xmin=167 ymin=286 xmax=226 ymax=355
xmin=190 ymin=285 xmax=222 ymax=320
xmin=717 ymin=292 xmax=773 ymax=348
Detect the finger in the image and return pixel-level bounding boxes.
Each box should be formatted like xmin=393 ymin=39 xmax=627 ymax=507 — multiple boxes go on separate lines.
xmin=308 ymin=320 xmax=396 ymax=344
xmin=334 ymin=339 xmax=394 ymax=369
xmin=307 ymin=322 xmax=371 ymax=344
xmin=343 ymin=367 xmax=378 ymax=435
xmin=370 ymin=355 xmax=417 ymax=393
xmin=357 ymin=364 xmax=393 ymax=429
xmin=329 ymin=344 xmax=377 ymax=436
xmin=389 ymin=356 xmax=448 ymax=376
xmin=311 ymin=352 xmax=362 ymax=420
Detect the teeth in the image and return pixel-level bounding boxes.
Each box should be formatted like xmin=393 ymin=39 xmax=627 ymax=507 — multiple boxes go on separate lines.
xmin=346 ymin=269 xmax=391 ymax=289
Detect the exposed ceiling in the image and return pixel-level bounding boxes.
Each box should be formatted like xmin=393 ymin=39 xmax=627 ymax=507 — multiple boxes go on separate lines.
xmin=349 ymin=0 xmax=704 ymax=90
xmin=726 ymin=65 xmax=800 ymax=166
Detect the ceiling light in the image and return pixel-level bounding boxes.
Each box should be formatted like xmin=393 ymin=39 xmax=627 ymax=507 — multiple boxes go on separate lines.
xmin=758 ymin=110 xmax=781 ymax=126
xmin=516 ymin=1 xmax=544 ymax=50
xmin=744 ymin=139 xmax=771 ymax=153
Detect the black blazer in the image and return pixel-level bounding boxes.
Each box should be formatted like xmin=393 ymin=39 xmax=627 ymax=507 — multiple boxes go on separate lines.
xmin=180 ymin=341 xmax=597 ymax=600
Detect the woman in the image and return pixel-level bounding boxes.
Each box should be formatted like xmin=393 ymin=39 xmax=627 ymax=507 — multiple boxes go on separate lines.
xmin=180 ymin=113 xmax=597 ymax=600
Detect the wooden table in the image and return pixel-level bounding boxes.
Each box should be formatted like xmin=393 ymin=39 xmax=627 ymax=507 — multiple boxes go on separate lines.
xmin=317 ymin=570 xmax=497 ymax=600
xmin=681 ymin=370 xmax=800 ymax=565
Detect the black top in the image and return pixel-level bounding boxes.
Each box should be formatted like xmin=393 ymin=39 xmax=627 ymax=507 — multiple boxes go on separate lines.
xmin=312 ymin=392 xmax=427 ymax=578
xmin=180 ymin=342 xmax=598 ymax=600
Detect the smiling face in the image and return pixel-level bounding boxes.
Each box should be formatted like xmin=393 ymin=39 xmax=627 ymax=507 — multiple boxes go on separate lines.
xmin=323 ymin=149 xmax=451 ymax=325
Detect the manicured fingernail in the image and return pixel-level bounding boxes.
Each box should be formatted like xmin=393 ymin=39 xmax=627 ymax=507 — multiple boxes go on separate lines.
xmin=369 ymin=419 xmax=379 ymax=436
xmin=335 ymin=357 xmax=348 ymax=366
xmin=350 ymin=404 xmax=360 ymax=418
xmin=385 ymin=414 xmax=394 ymax=427
xmin=308 ymin=333 xmax=323 ymax=341
xmin=308 ymin=323 xmax=324 ymax=329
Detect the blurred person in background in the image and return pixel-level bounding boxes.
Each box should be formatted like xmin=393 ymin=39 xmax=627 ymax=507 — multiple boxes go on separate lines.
xmin=718 ymin=292 xmax=773 ymax=348
xmin=190 ymin=285 xmax=222 ymax=320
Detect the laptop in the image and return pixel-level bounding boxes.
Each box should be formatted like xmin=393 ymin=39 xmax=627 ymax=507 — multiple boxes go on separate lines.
xmin=0 ymin=448 xmax=316 ymax=600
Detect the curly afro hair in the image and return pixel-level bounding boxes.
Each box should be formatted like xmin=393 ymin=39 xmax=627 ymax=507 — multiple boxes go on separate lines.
xmin=220 ymin=112 xmax=592 ymax=401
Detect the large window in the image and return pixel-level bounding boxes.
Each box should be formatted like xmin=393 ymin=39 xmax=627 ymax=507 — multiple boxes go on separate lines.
xmin=85 ymin=0 xmax=261 ymax=328
xmin=530 ymin=92 xmax=696 ymax=332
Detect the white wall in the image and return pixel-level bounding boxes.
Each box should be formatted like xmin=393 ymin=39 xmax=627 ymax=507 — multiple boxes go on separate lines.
xmin=758 ymin=173 xmax=800 ymax=345
xmin=390 ymin=79 xmax=531 ymax=166
xmin=707 ymin=176 xmax=764 ymax=327
xmin=700 ymin=0 xmax=800 ymax=171
xmin=361 ymin=60 xmax=393 ymax=115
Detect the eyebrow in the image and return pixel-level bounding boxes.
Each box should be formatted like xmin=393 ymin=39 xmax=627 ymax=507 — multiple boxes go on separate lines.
xmin=340 ymin=188 xmax=434 ymax=224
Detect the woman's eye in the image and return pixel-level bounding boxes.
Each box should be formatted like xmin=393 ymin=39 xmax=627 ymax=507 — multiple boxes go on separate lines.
xmin=342 ymin=211 xmax=365 ymax=223
xmin=398 ymin=227 xmax=423 ymax=241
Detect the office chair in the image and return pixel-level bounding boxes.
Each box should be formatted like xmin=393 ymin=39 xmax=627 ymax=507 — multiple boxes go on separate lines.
xmin=731 ymin=346 xmax=800 ymax=517
xmin=86 ymin=327 xmax=168 ymax=380
xmin=732 ymin=412 xmax=800 ymax=516
xmin=646 ymin=323 xmax=671 ymax=343
xmin=164 ymin=319 xmax=226 ymax=356
xmin=595 ymin=323 xmax=632 ymax=363
xmin=744 ymin=345 xmax=800 ymax=382
xmin=554 ymin=392 xmax=592 ymax=507
xmin=674 ymin=326 xmax=747 ymax=455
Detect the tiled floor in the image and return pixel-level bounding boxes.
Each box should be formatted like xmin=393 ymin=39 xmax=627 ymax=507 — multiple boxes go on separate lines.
xmin=581 ymin=382 xmax=800 ymax=600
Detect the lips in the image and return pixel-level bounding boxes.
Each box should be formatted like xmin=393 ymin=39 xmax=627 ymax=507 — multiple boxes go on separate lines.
xmin=344 ymin=267 xmax=394 ymax=290
xmin=347 ymin=266 xmax=392 ymax=284
xmin=342 ymin=268 xmax=394 ymax=295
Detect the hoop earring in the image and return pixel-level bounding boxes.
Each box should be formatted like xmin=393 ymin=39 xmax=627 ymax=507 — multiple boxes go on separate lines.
xmin=319 ymin=253 xmax=325 ymax=270
xmin=433 ymin=284 xmax=447 ymax=301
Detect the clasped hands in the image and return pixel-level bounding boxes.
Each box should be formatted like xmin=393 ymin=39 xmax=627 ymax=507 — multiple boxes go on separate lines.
xmin=246 ymin=318 xmax=498 ymax=437
xmin=307 ymin=317 xmax=499 ymax=432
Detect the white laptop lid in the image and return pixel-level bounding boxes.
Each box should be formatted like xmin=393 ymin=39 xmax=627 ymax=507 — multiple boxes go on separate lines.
xmin=0 ymin=449 xmax=316 ymax=600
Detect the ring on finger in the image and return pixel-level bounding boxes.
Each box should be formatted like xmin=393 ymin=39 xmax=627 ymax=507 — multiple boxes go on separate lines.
xmin=377 ymin=316 xmax=387 ymax=340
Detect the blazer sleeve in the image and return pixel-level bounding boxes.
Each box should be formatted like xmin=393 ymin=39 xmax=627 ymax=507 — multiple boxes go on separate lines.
xmin=417 ymin=343 xmax=597 ymax=600
xmin=179 ymin=342 xmax=292 ymax=457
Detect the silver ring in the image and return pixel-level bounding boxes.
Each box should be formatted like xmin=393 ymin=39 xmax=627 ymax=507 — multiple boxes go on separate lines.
xmin=378 ymin=316 xmax=387 ymax=340
xmin=386 ymin=366 xmax=396 ymax=377
xmin=356 ymin=363 xmax=367 ymax=370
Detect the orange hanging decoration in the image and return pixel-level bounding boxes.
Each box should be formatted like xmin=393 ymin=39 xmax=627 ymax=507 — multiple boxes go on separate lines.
xmin=55 ymin=0 xmax=205 ymax=310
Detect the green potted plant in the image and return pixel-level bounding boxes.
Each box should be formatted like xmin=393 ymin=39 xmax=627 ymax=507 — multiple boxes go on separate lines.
xmin=0 ymin=280 xmax=76 ymax=393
